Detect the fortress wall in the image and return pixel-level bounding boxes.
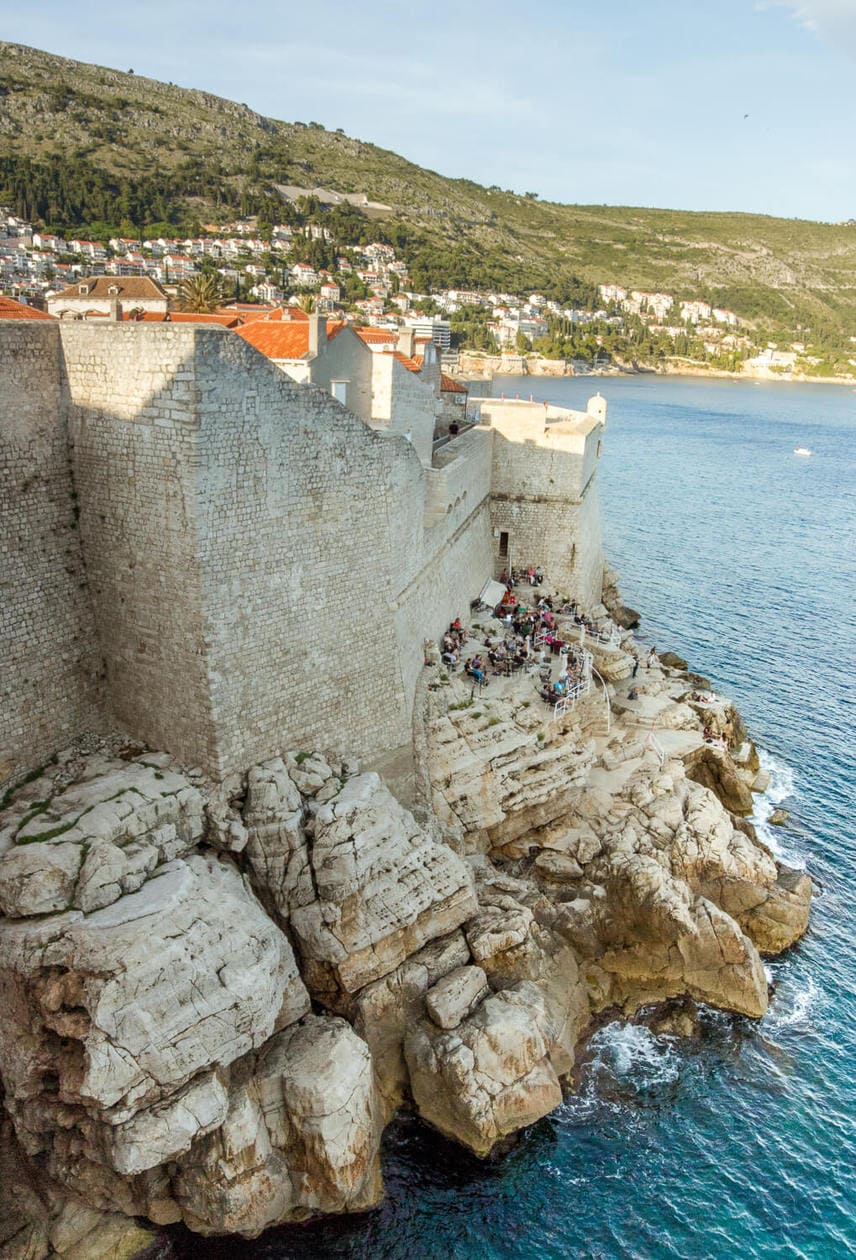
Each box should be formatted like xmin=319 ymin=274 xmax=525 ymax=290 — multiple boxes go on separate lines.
xmin=389 ymin=426 xmax=495 ymax=716
xmin=393 ymin=501 xmax=494 ymax=715
xmin=573 ymin=480 xmax=605 ymax=609
xmin=479 ymin=400 xmax=605 ymax=596
xmin=309 ymin=328 xmax=373 ymax=426
xmin=370 ymin=355 xmax=436 ymax=465
xmin=190 ymin=331 xmax=415 ymax=777
xmin=59 ymin=323 xmax=218 ymax=768
xmin=0 ymin=322 xmax=102 ymax=785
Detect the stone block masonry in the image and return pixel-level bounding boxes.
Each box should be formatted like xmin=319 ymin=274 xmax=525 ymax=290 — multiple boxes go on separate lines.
xmin=0 ymin=323 xmax=102 ymax=783
xmin=0 ymin=321 xmax=607 ymax=787
xmin=61 ymin=324 xmax=417 ymax=779
xmin=479 ymin=396 xmax=606 ymax=604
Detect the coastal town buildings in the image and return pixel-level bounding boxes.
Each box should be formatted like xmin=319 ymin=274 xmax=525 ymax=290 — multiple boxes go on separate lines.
xmin=0 ymin=202 xmax=789 ymax=375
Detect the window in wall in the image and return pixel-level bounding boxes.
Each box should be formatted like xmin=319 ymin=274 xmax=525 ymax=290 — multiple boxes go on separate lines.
xmin=499 ymin=531 xmax=509 ymax=559
xmin=331 ymin=380 xmax=348 ymax=405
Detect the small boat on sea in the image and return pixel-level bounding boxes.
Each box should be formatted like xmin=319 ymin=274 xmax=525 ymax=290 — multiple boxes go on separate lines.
xmin=794 ymin=447 xmax=812 ymax=456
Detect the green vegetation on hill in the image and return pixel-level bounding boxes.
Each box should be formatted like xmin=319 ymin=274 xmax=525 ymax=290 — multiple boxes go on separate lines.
xmin=2 ymin=40 xmax=856 ymax=355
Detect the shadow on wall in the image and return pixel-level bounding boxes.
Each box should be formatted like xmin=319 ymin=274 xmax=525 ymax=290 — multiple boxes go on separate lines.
xmin=56 ymin=323 xmax=427 ymax=779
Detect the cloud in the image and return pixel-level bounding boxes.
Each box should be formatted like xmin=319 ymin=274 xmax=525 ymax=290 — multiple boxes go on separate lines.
xmin=759 ymin=0 xmax=856 ymax=52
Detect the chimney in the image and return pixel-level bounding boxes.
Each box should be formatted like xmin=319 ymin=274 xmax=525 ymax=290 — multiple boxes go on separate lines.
xmin=108 ymin=297 xmax=123 ymax=322
xmin=308 ymin=313 xmax=327 ymax=357
xmin=399 ymin=327 xmax=415 ymax=358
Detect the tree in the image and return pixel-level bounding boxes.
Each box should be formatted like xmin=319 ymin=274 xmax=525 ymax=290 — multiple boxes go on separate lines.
xmin=296 ymin=292 xmax=317 ymax=313
xmin=176 ymin=272 xmax=227 ymax=313
xmin=515 ymin=331 xmax=532 ymax=354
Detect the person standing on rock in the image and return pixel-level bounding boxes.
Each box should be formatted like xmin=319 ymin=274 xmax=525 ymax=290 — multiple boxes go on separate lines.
xmin=632 ymin=654 xmax=639 ymax=678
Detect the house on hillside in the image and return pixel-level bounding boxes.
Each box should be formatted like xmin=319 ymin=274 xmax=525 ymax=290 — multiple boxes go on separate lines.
xmin=47 ymin=276 xmax=169 ymax=319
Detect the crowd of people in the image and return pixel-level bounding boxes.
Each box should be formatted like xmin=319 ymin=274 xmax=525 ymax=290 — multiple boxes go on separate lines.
xmin=437 ymin=575 xmax=599 ymax=709
xmin=435 ymin=569 xmax=734 ymax=763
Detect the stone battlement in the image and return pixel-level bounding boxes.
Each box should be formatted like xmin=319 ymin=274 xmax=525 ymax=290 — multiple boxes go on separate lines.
xmin=0 ymin=320 xmax=606 ymax=785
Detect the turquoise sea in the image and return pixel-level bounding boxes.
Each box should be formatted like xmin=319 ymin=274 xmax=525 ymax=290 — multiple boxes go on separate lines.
xmin=169 ymin=375 xmax=856 ymax=1260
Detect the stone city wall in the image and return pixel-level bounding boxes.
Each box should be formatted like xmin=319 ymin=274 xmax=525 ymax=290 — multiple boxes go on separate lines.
xmin=392 ymin=426 xmax=496 ymax=715
xmin=191 ymin=330 xmax=416 ymax=778
xmin=478 ymin=399 xmax=605 ymax=595
xmin=0 ymin=322 xmax=102 ymax=785
xmin=59 ymin=322 xmax=218 ymax=770
xmin=370 ymin=353 xmax=437 ymax=465
xmin=1 ymin=322 xmax=607 ymax=787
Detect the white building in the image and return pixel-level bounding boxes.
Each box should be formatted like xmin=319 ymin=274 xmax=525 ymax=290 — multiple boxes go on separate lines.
xmin=404 ymin=315 xmax=452 ymax=351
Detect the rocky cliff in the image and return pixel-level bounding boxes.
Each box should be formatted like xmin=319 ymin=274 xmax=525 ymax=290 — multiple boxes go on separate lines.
xmin=0 ymin=607 xmax=811 ymax=1253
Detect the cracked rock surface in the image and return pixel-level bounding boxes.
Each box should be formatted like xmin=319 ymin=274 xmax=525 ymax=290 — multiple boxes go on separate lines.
xmin=0 ymin=648 xmax=811 ymax=1244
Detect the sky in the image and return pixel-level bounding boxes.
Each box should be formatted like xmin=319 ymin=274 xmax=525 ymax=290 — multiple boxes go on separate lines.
xmin=2 ymin=0 xmax=855 ymax=222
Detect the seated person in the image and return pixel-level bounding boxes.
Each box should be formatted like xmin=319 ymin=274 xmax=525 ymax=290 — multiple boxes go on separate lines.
xmin=441 ymin=648 xmax=459 ymax=667
xmin=465 ymin=656 xmax=486 ymax=685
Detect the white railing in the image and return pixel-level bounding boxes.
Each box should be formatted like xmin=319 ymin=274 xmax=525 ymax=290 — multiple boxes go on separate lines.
xmin=645 ymin=731 xmax=666 ymax=767
xmin=578 ymin=622 xmax=622 ymax=649
xmin=590 ymin=662 xmax=611 ymax=734
xmin=551 ymin=676 xmax=590 ymax=721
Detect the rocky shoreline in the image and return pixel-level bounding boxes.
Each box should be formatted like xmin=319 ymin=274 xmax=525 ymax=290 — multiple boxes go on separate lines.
xmin=459 ymin=350 xmax=855 ymax=388
xmin=0 ymin=570 xmax=811 ymax=1257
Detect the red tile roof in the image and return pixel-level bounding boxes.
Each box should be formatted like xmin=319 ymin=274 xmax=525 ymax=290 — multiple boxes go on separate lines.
xmin=51 ymin=276 xmax=168 ymax=301
xmin=355 ymin=326 xmax=397 ymax=344
xmin=440 ymin=373 xmax=468 ymax=394
xmin=388 ymin=351 xmax=424 ymax=373
xmin=0 ymin=296 xmax=54 ymax=320
xmin=235 ymin=319 xmax=347 ymax=360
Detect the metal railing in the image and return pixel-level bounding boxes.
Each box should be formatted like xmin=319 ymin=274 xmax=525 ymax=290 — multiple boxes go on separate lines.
xmin=590 ymin=662 xmax=612 ymax=734
xmin=577 ymin=622 xmax=622 ymax=649
xmin=551 ymin=675 xmax=591 ymax=721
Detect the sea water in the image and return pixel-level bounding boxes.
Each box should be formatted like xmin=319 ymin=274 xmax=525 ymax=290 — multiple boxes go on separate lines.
xmin=168 ymin=376 xmax=856 ymax=1260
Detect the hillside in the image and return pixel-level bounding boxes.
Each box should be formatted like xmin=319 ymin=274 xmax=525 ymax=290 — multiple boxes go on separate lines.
xmin=2 ymin=41 xmax=856 ymax=338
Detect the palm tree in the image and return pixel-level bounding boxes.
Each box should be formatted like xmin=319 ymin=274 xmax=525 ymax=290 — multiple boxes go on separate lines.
xmin=296 ymin=291 xmax=317 ymax=313
xmin=176 ymin=273 xmax=227 ymax=313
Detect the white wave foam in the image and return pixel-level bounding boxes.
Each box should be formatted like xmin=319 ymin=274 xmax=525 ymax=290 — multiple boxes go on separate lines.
xmin=759 ymin=748 xmax=797 ymax=805
xmin=586 ymin=1022 xmax=681 ymax=1091
xmin=763 ymin=974 xmax=824 ymax=1036
xmin=752 ymin=748 xmax=805 ymax=867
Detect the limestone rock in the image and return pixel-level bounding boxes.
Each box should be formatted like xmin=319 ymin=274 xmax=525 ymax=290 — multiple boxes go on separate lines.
xmin=684 ymin=744 xmax=755 ymax=815
xmin=426 ymin=691 xmax=594 ymax=852
xmin=174 ymin=1015 xmax=383 ymax=1236
xmin=739 ymin=865 xmax=811 ymax=954
xmin=659 ymin=651 xmax=688 ymax=670
xmin=0 ymin=854 xmax=309 ymax=1208
xmin=0 ymin=841 xmax=82 ymax=917
xmin=272 ymin=1016 xmax=383 ymax=1214
xmin=242 ymin=757 xmax=313 ymax=918
xmin=353 ymin=931 xmax=472 ymax=1117
xmin=769 ymin=808 xmax=789 ymax=826
xmin=426 ymin=966 xmax=490 ymax=1030
xmin=405 ymin=981 xmax=563 ymax=1157
xmin=0 ymin=756 xmax=205 ymax=918
xmin=111 ymin=1072 xmax=229 ymax=1176
xmin=290 ymin=774 xmax=477 ymax=1001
